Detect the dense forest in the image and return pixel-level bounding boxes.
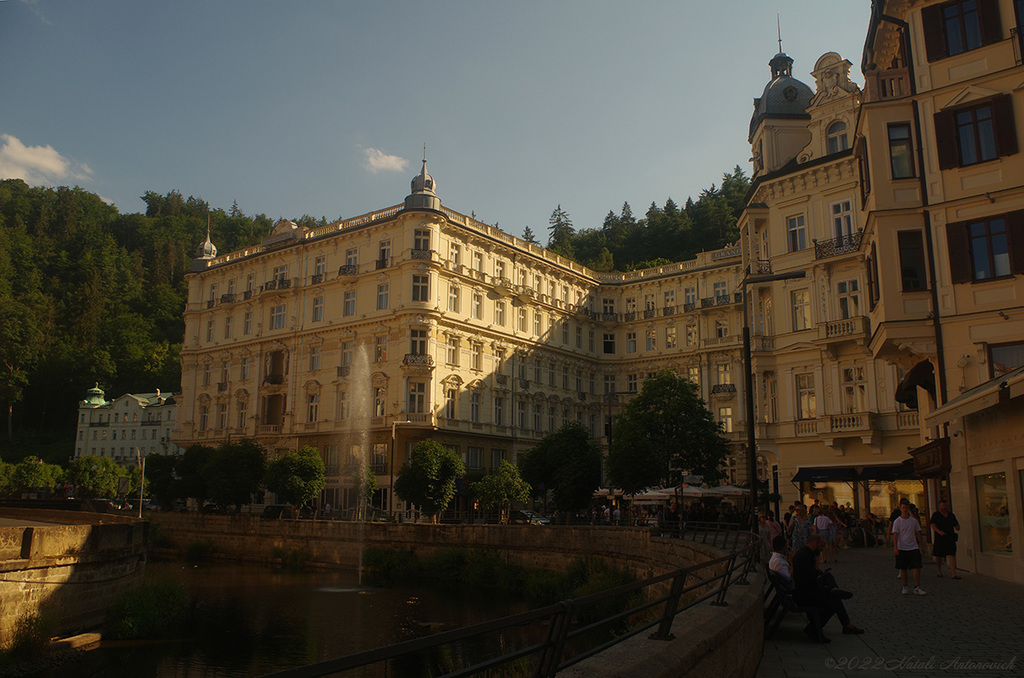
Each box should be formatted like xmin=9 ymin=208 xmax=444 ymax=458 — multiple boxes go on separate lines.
xmin=0 ymin=166 xmax=749 ymax=462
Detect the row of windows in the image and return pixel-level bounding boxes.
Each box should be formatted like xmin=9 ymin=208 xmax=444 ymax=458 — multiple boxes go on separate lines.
xmin=81 ymin=427 xmax=169 ymax=441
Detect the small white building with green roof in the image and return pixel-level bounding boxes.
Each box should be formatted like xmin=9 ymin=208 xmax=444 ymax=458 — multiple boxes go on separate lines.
xmin=75 ymin=384 xmax=182 ymax=465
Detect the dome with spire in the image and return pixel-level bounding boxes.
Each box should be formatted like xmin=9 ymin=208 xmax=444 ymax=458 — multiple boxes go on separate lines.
xmin=403 ymin=157 xmax=442 ymax=212
xmin=195 ymin=228 xmax=217 ymax=259
xmin=82 ymin=383 xmax=106 ymax=407
xmin=749 ymin=51 xmax=814 ymax=142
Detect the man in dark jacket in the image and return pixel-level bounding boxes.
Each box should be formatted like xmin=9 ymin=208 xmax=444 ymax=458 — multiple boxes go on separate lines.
xmin=793 ymin=533 xmax=865 ymax=642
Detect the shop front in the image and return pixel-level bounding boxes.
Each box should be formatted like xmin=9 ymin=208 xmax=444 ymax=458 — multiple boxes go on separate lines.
xmin=925 ymin=365 xmax=1024 ymax=585
xmin=792 ymin=463 xmax=923 ymax=523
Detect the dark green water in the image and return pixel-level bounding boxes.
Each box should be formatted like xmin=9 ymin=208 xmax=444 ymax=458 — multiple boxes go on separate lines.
xmin=64 ymin=560 xmax=533 ymax=678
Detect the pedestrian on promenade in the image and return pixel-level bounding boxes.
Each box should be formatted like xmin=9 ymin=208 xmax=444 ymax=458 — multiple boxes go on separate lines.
xmin=789 ymin=505 xmax=812 ymax=553
xmin=813 ymin=506 xmax=836 ymax=563
xmin=792 ymin=533 xmax=864 ymax=642
xmin=892 ymin=498 xmax=927 ymax=595
xmin=930 ymin=499 xmax=961 ymax=579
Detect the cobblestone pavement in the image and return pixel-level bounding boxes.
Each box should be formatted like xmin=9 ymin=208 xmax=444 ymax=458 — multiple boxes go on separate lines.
xmin=756 ymin=543 xmax=1024 ymax=678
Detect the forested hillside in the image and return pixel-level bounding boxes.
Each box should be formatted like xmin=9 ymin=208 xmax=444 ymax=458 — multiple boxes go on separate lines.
xmin=0 ymin=165 xmax=748 ymax=461
xmin=0 ymin=180 xmax=269 ymax=457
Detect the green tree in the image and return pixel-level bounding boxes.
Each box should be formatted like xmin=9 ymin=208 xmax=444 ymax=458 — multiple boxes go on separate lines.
xmin=522 ymin=226 xmax=538 ymax=244
xmin=471 ymin=460 xmax=532 ymax=523
xmin=264 ymin=445 xmax=326 ymax=509
xmin=144 ymin=454 xmax=178 ymax=509
xmin=176 ymin=444 xmax=213 ymax=507
xmin=394 ymin=439 xmax=466 ymax=522
xmin=0 ymin=460 xmax=14 ymax=496
xmin=519 ymin=422 xmax=602 ymax=521
xmin=606 ymin=371 xmax=728 ymax=494
xmin=11 ymin=456 xmax=63 ymax=495
xmin=67 ymin=455 xmax=127 ymax=498
xmin=204 ymin=439 xmax=266 ymax=511
xmin=546 ymin=205 xmax=575 ymax=258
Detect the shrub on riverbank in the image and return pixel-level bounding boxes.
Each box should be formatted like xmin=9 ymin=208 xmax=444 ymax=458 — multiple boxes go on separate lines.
xmin=362 ymin=547 xmax=634 ymax=609
xmin=104 ymin=579 xmax=191 ymax=640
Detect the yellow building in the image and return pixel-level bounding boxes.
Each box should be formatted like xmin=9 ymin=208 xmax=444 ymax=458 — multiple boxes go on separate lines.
xmin=860 ymin=0 xmax=1024 ymax=583
xmin=176 ymin=163 xmax=762 ymax=513
xmin=739 ymin=47 xmax=922 ymax=518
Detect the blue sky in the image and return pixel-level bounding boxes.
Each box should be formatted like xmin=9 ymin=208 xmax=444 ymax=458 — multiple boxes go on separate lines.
xmin=2 ymin=1 xmax=872 ymax=241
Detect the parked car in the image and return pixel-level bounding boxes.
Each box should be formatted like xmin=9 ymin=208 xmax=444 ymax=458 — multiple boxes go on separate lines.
xmin=509 ymin=510 xmax=550 ymax=525
xmin=261 ymin=504 xmax=294 ymax=519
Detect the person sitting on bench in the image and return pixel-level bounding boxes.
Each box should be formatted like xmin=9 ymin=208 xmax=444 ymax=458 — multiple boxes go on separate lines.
xmin=792 ymin=533 xmax=865 ymax=642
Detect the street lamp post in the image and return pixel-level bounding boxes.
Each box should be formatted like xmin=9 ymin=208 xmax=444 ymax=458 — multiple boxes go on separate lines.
xmin=742 ymin=268 xmax=805 ymax=522
xmin=389 ymin=418 xmax=412 ymax=515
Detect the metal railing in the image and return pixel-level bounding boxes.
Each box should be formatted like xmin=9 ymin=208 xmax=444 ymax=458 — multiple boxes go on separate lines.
xmin=258 ymin=523 xmax=757 ymax=678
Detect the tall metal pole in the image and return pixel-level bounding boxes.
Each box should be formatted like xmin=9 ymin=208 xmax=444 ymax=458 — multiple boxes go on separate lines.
xmin=742 ymin=276 xmax=758 ymax=522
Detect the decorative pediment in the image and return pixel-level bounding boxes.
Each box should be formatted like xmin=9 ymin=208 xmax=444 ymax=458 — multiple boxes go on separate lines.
xmin=303 ymin=380 xmax=321 ymax=394
xmin=940 ymin=85 xmax=1003 ymax=110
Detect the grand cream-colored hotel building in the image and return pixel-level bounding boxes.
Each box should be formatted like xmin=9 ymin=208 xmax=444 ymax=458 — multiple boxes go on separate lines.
xmin=174 ymin=0 xmax=1024 ymax=582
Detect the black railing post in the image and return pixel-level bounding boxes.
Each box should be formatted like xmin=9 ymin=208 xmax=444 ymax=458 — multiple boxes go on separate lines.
xmin=649 ymin=568 xmax=689 ymax=641
xmin=710 ymin=554 xmax=737 ymax=607
xmin=534 ymin=601 xmax=573 ymax=678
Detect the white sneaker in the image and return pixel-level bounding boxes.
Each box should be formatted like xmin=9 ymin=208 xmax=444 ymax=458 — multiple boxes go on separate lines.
xmin=901 ymin=586 xmax=908 ymax=595
xmin=914 ymin=587 xmax=927 ymax=596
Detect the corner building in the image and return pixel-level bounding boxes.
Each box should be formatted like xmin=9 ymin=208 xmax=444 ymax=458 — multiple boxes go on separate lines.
xmin=738 ymin=48 xmax=922 ymax=516
xmin=859 ymin=0 xmax=1024 ymax=583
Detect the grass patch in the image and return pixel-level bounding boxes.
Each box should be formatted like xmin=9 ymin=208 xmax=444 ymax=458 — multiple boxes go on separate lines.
xmin=2 ymin=612 xmax=58 ymax=660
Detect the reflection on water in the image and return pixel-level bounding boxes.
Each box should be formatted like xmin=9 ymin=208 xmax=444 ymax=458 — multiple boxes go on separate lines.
xmin=69 ymin=561 xmax=529 ymax=677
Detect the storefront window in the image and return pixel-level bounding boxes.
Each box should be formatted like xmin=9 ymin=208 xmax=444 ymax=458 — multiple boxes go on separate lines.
xmin=975 ymin=472 xmax=1011 ymax=555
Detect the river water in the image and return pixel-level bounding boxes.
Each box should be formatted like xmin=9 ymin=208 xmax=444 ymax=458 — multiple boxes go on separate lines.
xmin=64 ymin=560 xmax=532 ymax=678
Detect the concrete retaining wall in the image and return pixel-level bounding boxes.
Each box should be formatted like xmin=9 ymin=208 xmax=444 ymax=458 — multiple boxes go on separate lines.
xmin=150 ymin=514 xmax=765 ymax=677
xmin=0 ymin=509 xmax=147 ymax=647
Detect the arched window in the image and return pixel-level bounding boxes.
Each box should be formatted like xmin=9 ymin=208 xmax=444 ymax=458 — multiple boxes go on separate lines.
xmin=827 ymin=121 xmax=849 ymax=154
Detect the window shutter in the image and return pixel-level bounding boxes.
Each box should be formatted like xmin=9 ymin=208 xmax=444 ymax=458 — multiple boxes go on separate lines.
xmin=978 ymin=0 xmax=1003 ymax=46
xmin=946 ymin=222 xmax=972 ymax=284
xmin=1008 ymin=210 xmax=1024 ymax=275
xmin=921 ymin=4 xmax=946 ymax=62
xmin=934 ymin=109 xmax=959 ymax=169
xmin=992 ymin=94 xmax=1019 ymax=158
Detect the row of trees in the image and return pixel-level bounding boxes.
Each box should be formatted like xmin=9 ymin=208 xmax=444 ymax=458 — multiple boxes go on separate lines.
xmin=396 ymin=372 xmax=731 ymax=522
xmin=1 ymin=372 xmax=730 ymax=519
xmin=541 ymin=166 xmax=750 ymax=271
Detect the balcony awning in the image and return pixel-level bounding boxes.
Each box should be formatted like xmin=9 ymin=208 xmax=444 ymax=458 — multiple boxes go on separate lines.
xmin=791 ymin=467 xmax=857 ymax=483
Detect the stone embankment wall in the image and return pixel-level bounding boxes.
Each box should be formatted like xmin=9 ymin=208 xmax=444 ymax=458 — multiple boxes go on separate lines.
xmin=149 ymin=513 xmax=722 ymax=577
xmin=0 ymin=509 xmax=147 ymax=647
xmin=150 ymin=514 xmax=764 ymax=677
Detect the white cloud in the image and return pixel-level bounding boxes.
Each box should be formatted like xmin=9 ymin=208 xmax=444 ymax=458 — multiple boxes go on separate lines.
xmin=0 ymin=134 xmax=92 ymax=186
xmin=363 ymin=147 xmax=408 ymax=174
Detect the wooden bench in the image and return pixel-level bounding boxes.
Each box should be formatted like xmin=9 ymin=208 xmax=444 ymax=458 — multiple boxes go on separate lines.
xmin=763 ymin=566 xmax=824 ymax=642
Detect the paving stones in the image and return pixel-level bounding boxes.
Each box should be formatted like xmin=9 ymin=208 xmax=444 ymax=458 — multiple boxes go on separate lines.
xmin=756 ymin=546 xmax=1024 ymax=678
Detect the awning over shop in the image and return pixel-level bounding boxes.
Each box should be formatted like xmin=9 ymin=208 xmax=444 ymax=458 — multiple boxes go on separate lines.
xmin=858 ymin=462 xmax=916 ymax=481
xmin=791 ymin=467 xmax=857 ymax=483
xmin=924 ymin=363 xmax=1024 ymax=428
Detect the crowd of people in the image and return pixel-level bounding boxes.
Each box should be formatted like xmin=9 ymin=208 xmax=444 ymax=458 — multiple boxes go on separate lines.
xmin=764 ymin=496 xmax=961 ymax=643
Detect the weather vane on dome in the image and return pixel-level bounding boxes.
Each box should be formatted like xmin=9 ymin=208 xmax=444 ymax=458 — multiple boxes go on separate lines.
xmin=777 ymin=12 xmax=784 ymax=54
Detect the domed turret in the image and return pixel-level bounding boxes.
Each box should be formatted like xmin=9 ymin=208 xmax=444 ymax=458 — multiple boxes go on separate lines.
xmin=749 ymin=51 xmax=814 ymax=143
xmin=82 ymin=383 xmax=106 ymax=407
xmin=403 ymin=157 xmax=442 ymax=212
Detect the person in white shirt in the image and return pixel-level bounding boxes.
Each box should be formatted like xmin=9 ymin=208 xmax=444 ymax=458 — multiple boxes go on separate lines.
xmin=768 ymin=535 xmax=793 ymax=590
xmin=892 ymin=499 xmax=926 ymax=595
